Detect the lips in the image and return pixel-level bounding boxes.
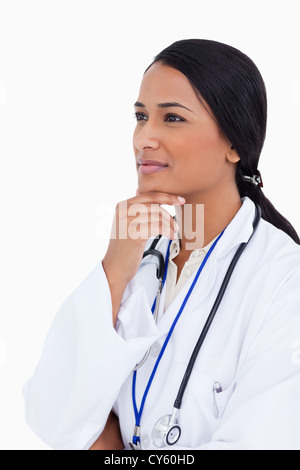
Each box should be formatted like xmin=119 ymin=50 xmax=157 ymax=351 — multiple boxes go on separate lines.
xmin=138 ymin=159 xmax=169 ymax=176
xmin=137 ymin=159 xmax=168 ymax=167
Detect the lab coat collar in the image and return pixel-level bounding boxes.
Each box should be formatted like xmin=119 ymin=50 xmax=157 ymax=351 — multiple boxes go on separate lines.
xmin=154 ymin=196 xmax=256 ymax=260
xmin=145 ymin=197 xmax=256 ymax=336
xmin=169 ymin=233 xmax=218 ymax=261
xmin=213 ymin=196 xmax=256 ymax=259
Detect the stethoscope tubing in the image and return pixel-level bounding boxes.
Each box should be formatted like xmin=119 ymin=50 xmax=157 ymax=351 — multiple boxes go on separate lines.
xmin=131 ymin=228 xmax=224 ymax=441
xmin=173 ymin=204 xmax=261 ymax=409
xmin=131 ymin=203 xmax=261 ymax=447
xmin=132 ymin=238 xmax=172 ymax=371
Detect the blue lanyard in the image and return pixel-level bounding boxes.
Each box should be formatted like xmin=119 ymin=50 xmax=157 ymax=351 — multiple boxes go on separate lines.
xmin=131 ymin=231 xmax=224 ymax=446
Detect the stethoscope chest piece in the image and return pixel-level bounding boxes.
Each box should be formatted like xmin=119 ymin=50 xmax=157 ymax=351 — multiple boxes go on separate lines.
xmin=152 ymin=410 xmax=181 ymax=447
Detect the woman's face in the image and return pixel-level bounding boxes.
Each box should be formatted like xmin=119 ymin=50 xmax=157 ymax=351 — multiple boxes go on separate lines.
xmin=133 ymin=62 xmax=239 ymax=201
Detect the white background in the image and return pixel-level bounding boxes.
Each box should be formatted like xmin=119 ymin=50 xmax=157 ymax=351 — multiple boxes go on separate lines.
xmin=0 ymin=0 xmax=299 ymax=450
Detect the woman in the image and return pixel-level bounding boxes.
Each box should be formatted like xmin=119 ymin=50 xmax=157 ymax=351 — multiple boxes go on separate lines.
xmin=23 ymin=39 xmax=300 ymax=450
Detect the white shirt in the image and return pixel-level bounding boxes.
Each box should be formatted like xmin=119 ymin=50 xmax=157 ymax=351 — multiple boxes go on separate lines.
xmin=23 ymin=197 xmax=300 ymax=450
xmin=164 ymin=237 xmax=217 ymax=312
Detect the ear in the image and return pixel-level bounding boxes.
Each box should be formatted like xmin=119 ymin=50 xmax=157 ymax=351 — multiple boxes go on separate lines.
xmin=226 ymin=144 xmax=240 ymax=164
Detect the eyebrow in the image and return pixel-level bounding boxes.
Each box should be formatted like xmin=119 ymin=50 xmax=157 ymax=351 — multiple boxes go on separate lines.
xmin=134 ymin=101 xmax=194 ymax=113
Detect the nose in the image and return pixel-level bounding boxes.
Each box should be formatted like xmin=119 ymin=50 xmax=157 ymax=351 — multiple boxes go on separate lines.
xmin=133 ymin=121 xmax=160 ymax=151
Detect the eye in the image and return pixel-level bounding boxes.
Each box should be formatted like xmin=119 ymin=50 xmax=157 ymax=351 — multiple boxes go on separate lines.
xmin=133 ymin=112 xmax=186 ymax=123
xmin=134 ymin=112 xmax=147 ymax=121
xmin=165 ymin=114 xmax=186 ymax=123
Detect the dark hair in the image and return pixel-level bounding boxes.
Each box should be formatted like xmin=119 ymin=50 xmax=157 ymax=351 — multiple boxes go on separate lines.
xmin=146 ymin=39 xmax=300 ymax=244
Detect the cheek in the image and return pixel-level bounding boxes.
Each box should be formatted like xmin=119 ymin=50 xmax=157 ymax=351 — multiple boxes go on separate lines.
xmin=133 ymin=128 xmax=138 ymax=152
xmin=173 ymin=127 xmax=225 ymax=169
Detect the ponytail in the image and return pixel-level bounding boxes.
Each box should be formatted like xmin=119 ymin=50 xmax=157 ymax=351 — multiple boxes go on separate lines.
xmin=236 ymin=165 xmax=300 ymax=244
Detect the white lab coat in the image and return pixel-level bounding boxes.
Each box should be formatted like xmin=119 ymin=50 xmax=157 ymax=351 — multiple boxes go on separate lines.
xmin=23 ymin=197 xmax=300 ymax=450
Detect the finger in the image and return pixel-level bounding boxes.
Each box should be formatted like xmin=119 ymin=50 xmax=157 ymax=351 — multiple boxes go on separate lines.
xmin=127 ymin=210 xmax=179 ymax=235
xmin=148 ymin=218 xmax=178 ymax=240
xmin=127 ymin=216 xmax=178 ymax=241
xmin=147 ymin=206 xmax=180 ymax=232
xmin=126 ymin=203 xmax=179 ymax=229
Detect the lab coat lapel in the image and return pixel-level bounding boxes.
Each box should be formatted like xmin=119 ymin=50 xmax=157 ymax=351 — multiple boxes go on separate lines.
xmin=135 ymin=197 xmax=256 ymax=338
xmin=152 ymin=197 xmax=256 ymax=337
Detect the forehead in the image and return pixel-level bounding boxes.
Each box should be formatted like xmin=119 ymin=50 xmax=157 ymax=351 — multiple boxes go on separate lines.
xmin=138 ymin=62 xmax=201 ymax=107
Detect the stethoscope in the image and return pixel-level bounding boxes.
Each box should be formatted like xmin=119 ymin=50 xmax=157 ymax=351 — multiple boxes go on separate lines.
xmin=129 ymin=204 xmax=261 ymax=450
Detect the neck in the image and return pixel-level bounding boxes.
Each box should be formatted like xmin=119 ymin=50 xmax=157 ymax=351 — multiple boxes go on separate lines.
xmin=174 ymin=187 xmax=242 ymax=252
